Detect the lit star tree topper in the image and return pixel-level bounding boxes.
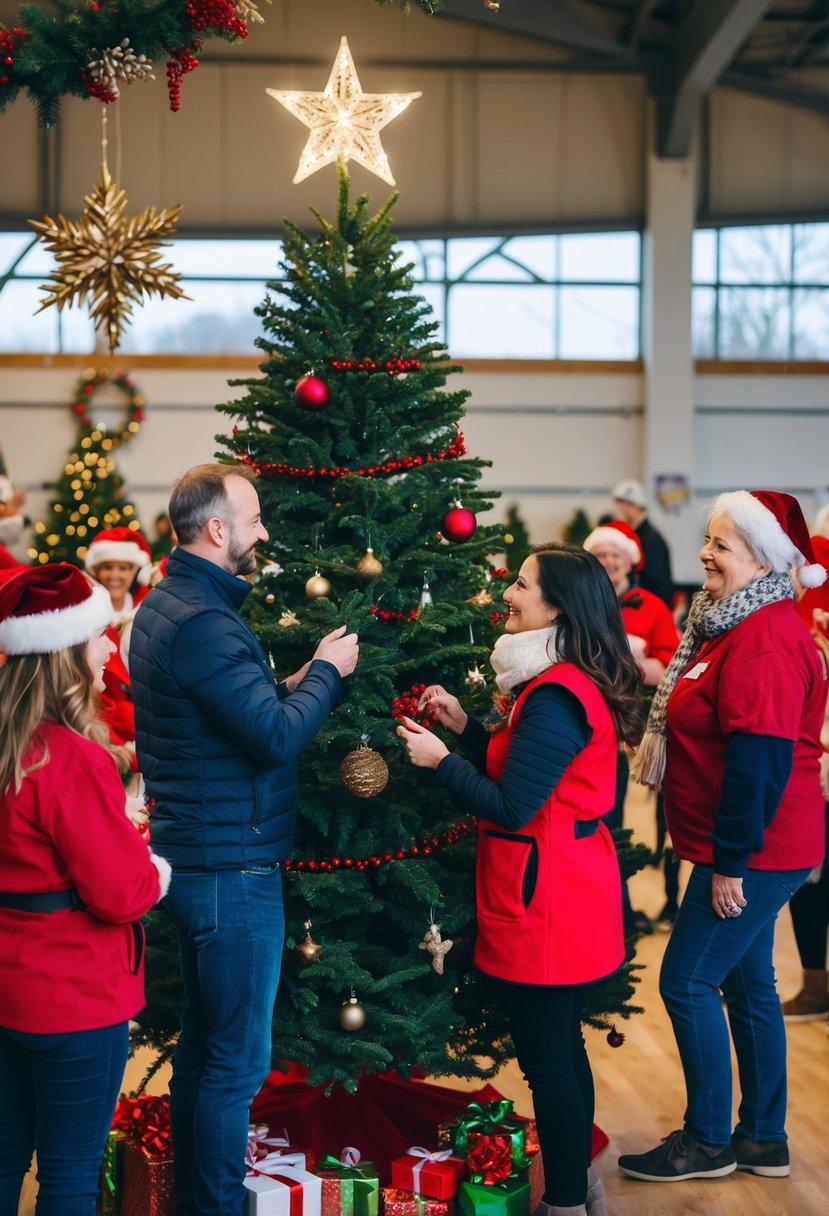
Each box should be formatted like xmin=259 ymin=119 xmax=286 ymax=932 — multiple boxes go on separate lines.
xmin=266 ymin=36 xmax=421 ymax=186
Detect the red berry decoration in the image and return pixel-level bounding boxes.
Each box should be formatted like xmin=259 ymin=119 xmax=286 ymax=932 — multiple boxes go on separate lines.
xmin=295 ymin=375 xmax=330 ymax=411
xmin=606 ymin=1028 xmax=625 ymax=1048
xmin=442 ymin=504 xmax=477 ymax=543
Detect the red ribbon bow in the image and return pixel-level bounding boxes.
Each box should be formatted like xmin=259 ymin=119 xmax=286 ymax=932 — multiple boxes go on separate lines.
xmin=466 ymin=1133 xmax=514 ymax=1185
xmin=111 ymin=1093 xmax=172 ymax=1160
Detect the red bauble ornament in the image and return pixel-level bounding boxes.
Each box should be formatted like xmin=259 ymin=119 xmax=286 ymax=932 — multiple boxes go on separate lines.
xmin=606 ymin=1028 xmax=625 ymax=1048
xmin=295 ymin=375 xmax=329 ymax=410
xmin=442 ymin=505 xmax=477 ymax=543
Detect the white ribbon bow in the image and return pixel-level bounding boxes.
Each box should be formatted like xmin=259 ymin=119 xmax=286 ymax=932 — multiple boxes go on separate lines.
xmin=406 ymin=1146 xmax=453 ymax=1193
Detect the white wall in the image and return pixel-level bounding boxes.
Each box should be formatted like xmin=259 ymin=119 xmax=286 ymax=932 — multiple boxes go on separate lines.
xmin=2 ymin=359 xmax=828 ymax=586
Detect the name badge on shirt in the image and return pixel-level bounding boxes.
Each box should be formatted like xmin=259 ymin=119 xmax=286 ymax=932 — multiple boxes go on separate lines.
xmin=683 ymin=661 xmax=709 ymax=680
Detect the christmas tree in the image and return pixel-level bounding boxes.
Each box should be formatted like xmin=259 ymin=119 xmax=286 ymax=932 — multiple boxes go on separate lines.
xmin=136 ymin=173 xmax=646 ymax=1091
xmin=29 ymin=368 xmax=145 ymax=567
xmin=503 ymin=504 xmax=532 ymax=576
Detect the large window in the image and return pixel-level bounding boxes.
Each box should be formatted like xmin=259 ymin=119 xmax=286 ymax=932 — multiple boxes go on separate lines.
xmin=0 ymin=230 xmax=641 ymax=359
xmin=692 ymin=222 xmax=829 ymax=359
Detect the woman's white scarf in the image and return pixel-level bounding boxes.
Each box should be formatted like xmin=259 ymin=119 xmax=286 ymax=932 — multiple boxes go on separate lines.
xmin=630 ymin=571 xmax=794 ymax=789
xmin=489 ymin=624 xmax=558 ymax=692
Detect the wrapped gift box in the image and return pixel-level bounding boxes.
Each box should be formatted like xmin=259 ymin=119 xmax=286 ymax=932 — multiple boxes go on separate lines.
xmin=525 ymin=1153 xmax=544 ymax=1213
xmin=245 ymin=1162 xmax=323 ymax=1216
xmin=382 ymin=1187 xmax=456 ymax=1216
xmin=121 ymin=1140 xmax=176 ymax=1216
xmin=248 ymin=1124 xmax=309 ymax=1172
xmin=457 ymin=1178 xmax=530 ymax=1216
xmin=390 ymin=1149 xmax=467 ymax=1199
xmin=316 ymin=1155 xmax=379 ymax=1216
xmin=98 ymin=1130 xmax=124 ymax=1214
xmin=437 ymin=1103 xmax=527 ymax=1172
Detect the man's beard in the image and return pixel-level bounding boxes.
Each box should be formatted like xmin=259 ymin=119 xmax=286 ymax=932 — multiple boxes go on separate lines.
xmin=227 ymin=528 xmax=257 ymax=576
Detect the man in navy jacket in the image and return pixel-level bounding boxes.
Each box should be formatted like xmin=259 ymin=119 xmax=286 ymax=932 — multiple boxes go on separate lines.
xmin=131 ymin=463 xmax=358 ymax=1216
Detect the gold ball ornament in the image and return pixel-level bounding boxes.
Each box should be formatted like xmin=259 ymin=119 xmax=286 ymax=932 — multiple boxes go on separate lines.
xmin=265 ymin=594 xmax=275 ymax=605
xmin=306 ymin=571 xmax=332 ymax=599
xmin=339 ymin=746 xmax=389 ymax=798
xmin=356 ymin=547 xmax=384 ymax=581
xmin=338 ymin=995 xmax=367 ymax=1031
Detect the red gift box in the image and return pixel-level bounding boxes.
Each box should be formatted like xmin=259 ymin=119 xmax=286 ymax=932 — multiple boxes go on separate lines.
xmin=382 ymin=1187 xmax=455 ymax=1216
xmin=121 ymin=1140 xmax=176 ymax=1216
xmin=390 ymin=1149 xmax=467 ymax=1199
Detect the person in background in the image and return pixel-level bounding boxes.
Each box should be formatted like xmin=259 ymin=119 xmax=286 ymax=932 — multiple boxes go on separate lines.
xmin=0 ymin=474 xmax=26 ymax=572
xmin=611 ymin=477 xmax=674 ymax=609
xmin=151 ymin=511 xmax=175 ymax=562
xmin=129 ymin=463 xmax=358 ymax=1216
xmin=620 ymin=490 xmax=826 ymax=1184
xmin=398 ymin=543 xmax=643 ymax=1216
xmin=0 ymin=563 xmax=169 ymax=1216
xmin=84 ymin=526 xmax=152 ymax=750
xmin=583 ymin=519 xmax=680 ymax=933
xmin=781 ymin=534 xmax=829 ymax=1023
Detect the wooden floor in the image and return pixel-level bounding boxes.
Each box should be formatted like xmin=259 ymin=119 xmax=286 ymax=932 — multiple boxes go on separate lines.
xmin=19 ymin=784 xmax=829 ymax=1215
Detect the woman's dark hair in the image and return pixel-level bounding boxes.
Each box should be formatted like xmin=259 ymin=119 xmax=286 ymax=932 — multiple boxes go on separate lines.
xmin=531 ymin=542 xmax=643 ymax=747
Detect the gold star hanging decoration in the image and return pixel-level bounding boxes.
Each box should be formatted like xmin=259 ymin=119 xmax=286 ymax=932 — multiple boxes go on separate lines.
xmin=29 ymin=164 xmax=190 ymax=353
xmin=266 ymin=36 xmax=421 ymax=186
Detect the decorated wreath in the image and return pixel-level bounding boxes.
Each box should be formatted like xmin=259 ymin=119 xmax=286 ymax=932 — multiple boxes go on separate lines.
xmin=71 ymin=366 xmax=145 ymax=445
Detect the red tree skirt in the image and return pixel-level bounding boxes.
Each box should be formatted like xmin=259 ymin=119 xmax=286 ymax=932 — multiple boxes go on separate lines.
xmin=251 ymin=1063 xmax=609 ymax=1182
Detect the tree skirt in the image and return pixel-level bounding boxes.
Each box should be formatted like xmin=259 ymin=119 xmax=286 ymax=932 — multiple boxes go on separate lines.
xmin=251 ymin=1063 xmax=609 ymax=1181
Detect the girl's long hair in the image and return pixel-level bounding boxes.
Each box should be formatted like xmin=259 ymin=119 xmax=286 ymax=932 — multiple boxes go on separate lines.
xmin=0 ymin=641 xmax=125 ymax=796
xmin=532 ymin=542 xmax=644 ymax=747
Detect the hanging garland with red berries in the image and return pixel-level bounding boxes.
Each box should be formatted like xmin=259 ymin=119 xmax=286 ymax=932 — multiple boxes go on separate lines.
xmin=234 ymin=429 xmax=467 ymax=481
xmin=0 ymin=0 xmax=445 ymax=127
xmin=70 ymin=367 xmax=146 ymax=445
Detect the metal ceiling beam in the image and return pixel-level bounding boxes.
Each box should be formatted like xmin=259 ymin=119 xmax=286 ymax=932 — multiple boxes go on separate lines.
xmin=627 ymin=0 xmax=662 ymax=48
xmin=435 ymin=0 xmax=629 ymax=57
xmin=720 ymin=67 xmax=829 ymax=116
xmin=656 ymin=0 xmax=774 ymax=157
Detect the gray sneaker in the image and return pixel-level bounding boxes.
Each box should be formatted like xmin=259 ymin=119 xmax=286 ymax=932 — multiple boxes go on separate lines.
xmin=732 ymin=1133 xmax=790 ymax=1177
xmin=618 ymin=1129 xmax=736 ymax=1182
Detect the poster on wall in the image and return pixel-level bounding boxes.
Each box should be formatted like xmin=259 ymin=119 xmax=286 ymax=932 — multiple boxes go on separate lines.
xmin=655 ymin=474 xmax=690 ymax=515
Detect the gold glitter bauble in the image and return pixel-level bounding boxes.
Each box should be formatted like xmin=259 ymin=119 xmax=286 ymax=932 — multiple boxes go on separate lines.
xmin=338 ymin=995 xmax=367 ymax=1031
xmin=296 ymin=920 xmax=322 ymax=963
xmin=29 ymin=164 xmax=189 ymax=353
xmin=356 ymin=547 xmax=384 ymax=581
xmin=339 ymin=746 xmax=389 ymax=798
xmin=306 ymin=571 xmax=332 ymax=599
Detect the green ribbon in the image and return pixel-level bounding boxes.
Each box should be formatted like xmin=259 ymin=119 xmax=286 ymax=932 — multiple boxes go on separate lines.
xmin=317 ymin=1158 xmax=378 ymax=1216
xmin=458 ymin=1177 xmax=531 ymax=1216
xmin=451 ymin=1103 xmax=527 ymax=1170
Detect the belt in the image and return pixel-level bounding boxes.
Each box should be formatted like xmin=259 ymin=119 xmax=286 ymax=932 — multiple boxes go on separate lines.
xmin=0 ymin=888 xmax=85 ymax=913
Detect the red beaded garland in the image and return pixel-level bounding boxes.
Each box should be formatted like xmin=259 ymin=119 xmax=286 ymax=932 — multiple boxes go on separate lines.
xmin=329 ymin=357 xmax=422 ymax=376
xmin=282 ymin=818 xmax=474 ymax=873
xmin=237 ymin=431 xmax=467 ymax=481
xmin=391 ymin=683 xmax=438 ymax=730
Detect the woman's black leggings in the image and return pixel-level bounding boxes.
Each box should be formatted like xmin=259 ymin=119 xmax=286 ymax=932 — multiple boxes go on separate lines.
xmin=489 ymin=978 xmax=593 ymax=1208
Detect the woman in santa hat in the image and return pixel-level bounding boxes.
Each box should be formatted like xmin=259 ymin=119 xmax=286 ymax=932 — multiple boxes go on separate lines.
xmin=0 ymin=562 xmax=169 ymax=1216
xmin=583 ymin=519 xmax=681 ymax=933
xmin=619 ymin=491 xmax=827 ymax=1185
xmin=84 ymin=526 xmax=151 ymax=749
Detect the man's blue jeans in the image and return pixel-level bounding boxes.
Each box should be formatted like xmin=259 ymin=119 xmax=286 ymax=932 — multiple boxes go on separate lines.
xmin=660 ymin=863 xmax=810 ymax=1147
xmin=165 ymin=865 xmax=284 ymax=1216
xmin=0 ymin=1020 xmax=128 ymax=1216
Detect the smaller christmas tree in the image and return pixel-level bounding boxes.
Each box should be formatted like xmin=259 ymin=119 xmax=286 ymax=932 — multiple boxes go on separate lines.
xmin=562 ymin=507 xmax=593 ymax=548
xmin=29 ymin=369 xmax=144 ymax=566
xmin=503 ymin=504 xmax=531 ymax=575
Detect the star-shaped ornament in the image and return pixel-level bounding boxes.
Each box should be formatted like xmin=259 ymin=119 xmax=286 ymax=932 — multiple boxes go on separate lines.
xmin=29 ymin=164 xmax=189 ymax=352
xmin=267 ymin=36 xmax=421 ymax=185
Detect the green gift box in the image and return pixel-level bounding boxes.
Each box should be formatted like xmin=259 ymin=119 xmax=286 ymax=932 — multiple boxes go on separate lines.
xmin=457 ymin=1178 xmax=530 ymax=1216
xmin=447 ymin=1102 xmax=527 ymax=1172
xmin=317 ymin=1154 xmax=379 ymax=1216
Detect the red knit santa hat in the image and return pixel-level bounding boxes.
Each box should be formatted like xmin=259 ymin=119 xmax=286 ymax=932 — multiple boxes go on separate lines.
xmin=583 ymin=519 xmax=645 ymax=572
xmin=84 ymin=526 xmax=151 ymax=575
xmin=0 ymin=563 xmax=112 ymax=656
xmin=712 ymin=490 xmax=827 ymax=589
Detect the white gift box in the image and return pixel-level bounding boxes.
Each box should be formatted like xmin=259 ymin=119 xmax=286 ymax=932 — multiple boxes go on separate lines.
xmin=245 ymin=1163 xmax=322 ymax=1216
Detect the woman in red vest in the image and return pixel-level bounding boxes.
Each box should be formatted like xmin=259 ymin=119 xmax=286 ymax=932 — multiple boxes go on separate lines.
xmin=398 ymin=543 xmax=643 ymax=1216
